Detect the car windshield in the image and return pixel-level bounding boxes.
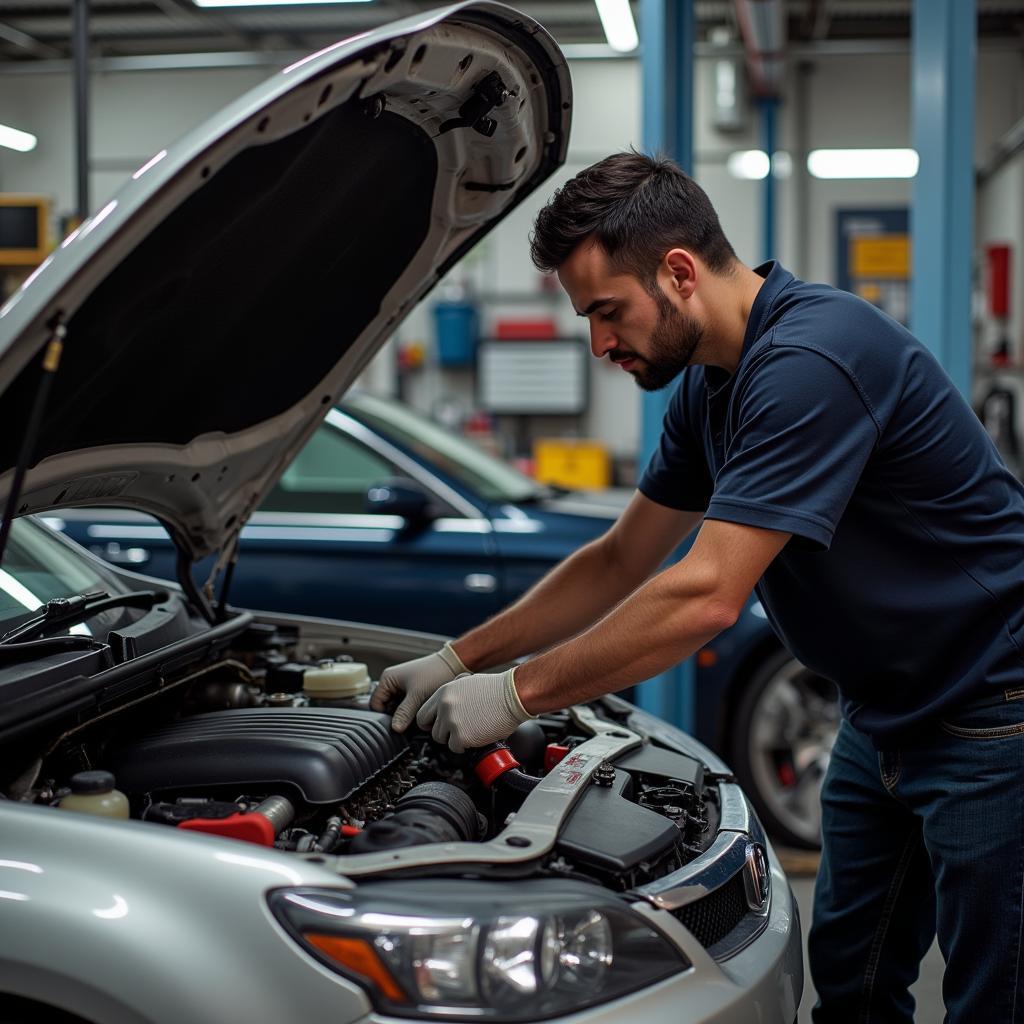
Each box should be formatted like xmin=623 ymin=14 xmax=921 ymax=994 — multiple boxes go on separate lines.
xmin=343 ymin=392 xmax=547 ymax=505
xmin=0 ymin=517 xmax=128 ymax=633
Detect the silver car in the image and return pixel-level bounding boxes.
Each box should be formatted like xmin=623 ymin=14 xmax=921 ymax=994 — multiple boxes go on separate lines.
xmin=0 ymin=4 xmax=802 ymax=1022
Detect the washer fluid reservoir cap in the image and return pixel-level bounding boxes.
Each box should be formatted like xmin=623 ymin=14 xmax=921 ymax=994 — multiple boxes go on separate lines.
xmin=303 ymin=661 xmax=371 ymax=700
xmin=69 ymin=770 xmax=118 ymax=794
xmin=59 ymin=771 xmax=130 ymax=819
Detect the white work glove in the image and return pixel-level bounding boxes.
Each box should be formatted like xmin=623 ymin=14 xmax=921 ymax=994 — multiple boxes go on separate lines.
xmin=416 ymin=668 xmax=536 ymax=753
xmin=370 ymin=642 xmax=469 ymax=733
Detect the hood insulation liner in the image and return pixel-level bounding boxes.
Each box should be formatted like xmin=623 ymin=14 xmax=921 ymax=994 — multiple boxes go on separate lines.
xmin=0 ymin=98 xmax=436 ymax=473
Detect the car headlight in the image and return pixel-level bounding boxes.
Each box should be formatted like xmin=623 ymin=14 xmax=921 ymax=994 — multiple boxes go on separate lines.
xmin=269 ymin=879 xmax=688 ymax=1020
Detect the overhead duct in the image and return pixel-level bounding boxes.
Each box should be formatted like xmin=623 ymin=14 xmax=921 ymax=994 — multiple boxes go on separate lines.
xmin=733 ymin=0 xmax=787 ymax=97
xmin=708 ymin=26 xmax=749 ymax=131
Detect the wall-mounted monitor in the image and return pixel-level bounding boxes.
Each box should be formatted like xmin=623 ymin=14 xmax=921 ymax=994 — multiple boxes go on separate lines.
xmin=0 ymin=195 xmax=50 ymax=266
xmin=477 ymin=339 xmax=588 ymax=415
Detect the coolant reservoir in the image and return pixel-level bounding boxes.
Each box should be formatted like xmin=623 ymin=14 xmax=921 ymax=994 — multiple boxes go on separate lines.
xmin=58 ymin=770 xmax=130 ymax=820
xmin=303 ymin=660 xmax=371 ymax=701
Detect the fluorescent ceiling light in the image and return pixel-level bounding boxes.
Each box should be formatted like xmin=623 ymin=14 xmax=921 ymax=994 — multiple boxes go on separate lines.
xmin=727 ymin=150 xmax=770 ymax=180
xmin=808 ymin=148 xmax=919 ymax=179
xmin=595 ymin=0 xmax=639 ymax=53
xmin=726 ymin=150 xmax=792 ymax=180
xmin=0 ymin=123 xmax=37 ymax=153
xmin=193 ymin=0 xmax=370 ymax=6
xmin=560 ymin=43 xmax=635 ymax=59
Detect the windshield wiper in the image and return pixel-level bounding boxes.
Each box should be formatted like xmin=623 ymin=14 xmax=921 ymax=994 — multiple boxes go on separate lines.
xmin=0 ymin=635 xmax=106 ymax=664
xmin=0 ymin=588 xmax=170 ymax=646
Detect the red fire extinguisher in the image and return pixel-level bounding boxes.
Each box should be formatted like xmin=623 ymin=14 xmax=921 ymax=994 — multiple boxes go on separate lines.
xmin=986 ymin=243 xmax=1012 ymax=367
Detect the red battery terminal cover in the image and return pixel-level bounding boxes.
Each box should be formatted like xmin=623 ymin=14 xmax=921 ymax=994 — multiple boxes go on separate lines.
xmin=177 ymin=811 xmax=275 ymax=847
xmin=544 ymin=743 xmax=571 ymax=773
xmin=474 ymin=746 xmax=521 ymax=787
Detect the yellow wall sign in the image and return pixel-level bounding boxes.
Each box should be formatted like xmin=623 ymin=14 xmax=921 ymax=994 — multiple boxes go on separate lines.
xmin=0 ymin=194 xmax=51 ymax=267
xmin=850 ymin=235 xmax=910 ymax=279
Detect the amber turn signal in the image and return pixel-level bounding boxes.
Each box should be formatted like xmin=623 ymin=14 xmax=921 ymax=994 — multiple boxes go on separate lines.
xmin=304 ymin=932 xmax=408 ymax=1002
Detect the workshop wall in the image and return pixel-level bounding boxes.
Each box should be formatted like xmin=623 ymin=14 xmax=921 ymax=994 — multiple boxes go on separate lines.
xmin=974 ymin=151 xmax=1024 ymax=454
xmin=0 ymin=45 xmax=1021 ymax=472
xmin=978 ymin=157 xmax=1024 ymax=359
xmin=395 ymin=50 xmax=1024 ymax=464
xmin=0 ymin=67 xmax=268 ymax=212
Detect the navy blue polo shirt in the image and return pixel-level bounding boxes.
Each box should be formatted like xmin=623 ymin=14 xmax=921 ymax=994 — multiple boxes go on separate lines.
xmin=639 ymin=261 xmax=1024 ymax=742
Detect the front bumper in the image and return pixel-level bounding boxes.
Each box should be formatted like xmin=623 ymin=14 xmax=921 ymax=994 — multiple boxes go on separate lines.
xmin=361 ymin=786 xmax=803 ymax=1024
xmin=567 ymin=844 xmax=802 ymax=1024
xmin=363 ymin=848 xmax=801 ymax=1024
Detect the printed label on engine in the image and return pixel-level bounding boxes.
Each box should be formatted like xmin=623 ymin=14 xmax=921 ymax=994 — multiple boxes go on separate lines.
xmin=547 ymin=751 xmax=594 ymax=792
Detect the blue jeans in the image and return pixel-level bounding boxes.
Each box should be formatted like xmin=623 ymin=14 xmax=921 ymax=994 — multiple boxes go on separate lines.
xmin=809 ymin=697 xmax=1024 ymax=1022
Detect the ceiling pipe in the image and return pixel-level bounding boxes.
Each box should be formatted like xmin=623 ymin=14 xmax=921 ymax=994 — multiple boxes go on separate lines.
xmin=0 ymin=19 xmax=61 ymax=58
xmin=73 ymin=0 xmax=90 ymax=221
xmin=732 ymin=0 xmax=786 ymax=97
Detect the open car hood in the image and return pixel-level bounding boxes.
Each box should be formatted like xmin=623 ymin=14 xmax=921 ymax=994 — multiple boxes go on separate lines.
xmin=0 ymin=1 xmax=569 ymax=565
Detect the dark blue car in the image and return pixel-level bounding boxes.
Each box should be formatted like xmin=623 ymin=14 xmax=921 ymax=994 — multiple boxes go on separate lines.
xmin=51 ymin=391 xmax=835 ymax=848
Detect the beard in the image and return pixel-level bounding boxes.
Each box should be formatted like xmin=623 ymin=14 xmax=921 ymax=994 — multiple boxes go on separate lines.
xmin=628 ymin=290 xmax=705 ymax=392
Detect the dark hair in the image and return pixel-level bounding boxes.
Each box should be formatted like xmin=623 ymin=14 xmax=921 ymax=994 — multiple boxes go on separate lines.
xmin=530 ymin=151 xmax=736 ymax=284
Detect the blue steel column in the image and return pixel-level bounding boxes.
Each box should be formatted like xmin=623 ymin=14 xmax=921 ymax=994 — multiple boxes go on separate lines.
xmin=637 ymin=0 xmax=695 ymax=728
xmin=910 ymin=0 xmax=975 ymax=396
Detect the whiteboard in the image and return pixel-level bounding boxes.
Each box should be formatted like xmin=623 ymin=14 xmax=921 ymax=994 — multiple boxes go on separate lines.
xmin=477 ymin=340 xmax=588 ymax=415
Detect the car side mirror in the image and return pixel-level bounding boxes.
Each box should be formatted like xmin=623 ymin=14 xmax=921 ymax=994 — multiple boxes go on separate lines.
xmin=365 ymin=478 xmax=434 ymax=524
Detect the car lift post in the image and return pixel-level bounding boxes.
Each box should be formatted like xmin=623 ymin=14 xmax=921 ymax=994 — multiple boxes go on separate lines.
xmin=637 ymin=0 xmax=696 ymax=730
xmin=911 ymin=0 xmax=975 ymax=397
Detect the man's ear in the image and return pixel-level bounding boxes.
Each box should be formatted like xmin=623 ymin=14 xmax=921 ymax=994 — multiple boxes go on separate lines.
xmin=661 ymin=248 xmax=698 ymax=300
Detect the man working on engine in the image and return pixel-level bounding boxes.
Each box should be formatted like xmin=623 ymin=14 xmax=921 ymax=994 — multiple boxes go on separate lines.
xmin=371 ymin=151 xmax=1024 ymax=1021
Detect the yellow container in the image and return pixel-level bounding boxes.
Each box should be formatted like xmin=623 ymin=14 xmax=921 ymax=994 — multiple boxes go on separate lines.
xmin=533 ymin=439 xmax=611 ymax=490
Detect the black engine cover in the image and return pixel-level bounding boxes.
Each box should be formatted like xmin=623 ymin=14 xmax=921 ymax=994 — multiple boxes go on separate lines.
xmin=556 ymin=769 xmax=679 ymax=873
xmin=107 ymin=707 xmax=407 ymax=804
xmin=556 ymin=746 xmax=706 ymax=874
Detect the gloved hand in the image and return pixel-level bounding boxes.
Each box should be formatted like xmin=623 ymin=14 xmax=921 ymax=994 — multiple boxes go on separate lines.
xmin=416 ymin=668 xmax=536 ymax=753
xmin=370 ymin=642 xmax=469 ymax=733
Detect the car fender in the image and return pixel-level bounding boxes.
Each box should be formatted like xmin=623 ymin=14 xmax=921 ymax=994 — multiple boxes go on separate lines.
xmin=0 ymin=802 xmax=369 ymax=1024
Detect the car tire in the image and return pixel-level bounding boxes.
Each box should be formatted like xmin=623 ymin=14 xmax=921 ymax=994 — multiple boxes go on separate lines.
xmin=729 ymin=647 xmax=839 ymax=850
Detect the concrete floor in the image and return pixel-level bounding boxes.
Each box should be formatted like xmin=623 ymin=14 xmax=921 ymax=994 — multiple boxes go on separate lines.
xmin=790 ymin=876 xmax=946 ymax=1022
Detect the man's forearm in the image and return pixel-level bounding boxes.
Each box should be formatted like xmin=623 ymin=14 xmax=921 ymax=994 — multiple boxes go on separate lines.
xmin=419 ymin=521 xmax=790 ymax=755
xmin=452 ymin=536 xmax=649 ymax=670
xmin=510 ymin=519 xmax=792 ymax=712
xmin=513 ymin=559 xmax=737 ymax=712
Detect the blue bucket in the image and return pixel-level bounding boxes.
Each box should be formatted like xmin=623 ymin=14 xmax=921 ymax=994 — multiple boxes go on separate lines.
xmin=434 ymin=301 xmax=479 ymax=367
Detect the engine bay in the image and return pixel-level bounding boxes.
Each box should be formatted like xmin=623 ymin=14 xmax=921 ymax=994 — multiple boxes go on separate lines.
xmin=11 ymin=618 xmax=723 ymax=895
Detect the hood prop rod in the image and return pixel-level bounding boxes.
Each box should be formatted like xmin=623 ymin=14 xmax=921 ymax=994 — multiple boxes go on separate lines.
xmin=176 ymin=547 xmax=215 ymax=624
xmin=0 ymin=319 xmax=67 ymax=569
xmin=197 ymin=530 xmax=240 ymax=624
xmin=214 ymin=536 xmax=240 ymax=623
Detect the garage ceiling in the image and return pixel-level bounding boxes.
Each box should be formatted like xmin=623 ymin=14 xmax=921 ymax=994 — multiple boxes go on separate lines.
xmin=0 ymin=0 xmax=1022 ymax=64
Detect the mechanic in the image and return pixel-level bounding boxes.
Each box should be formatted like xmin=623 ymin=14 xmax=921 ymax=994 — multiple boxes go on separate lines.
xmin=371 ymin=151 xmax=1024 ymax=1021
